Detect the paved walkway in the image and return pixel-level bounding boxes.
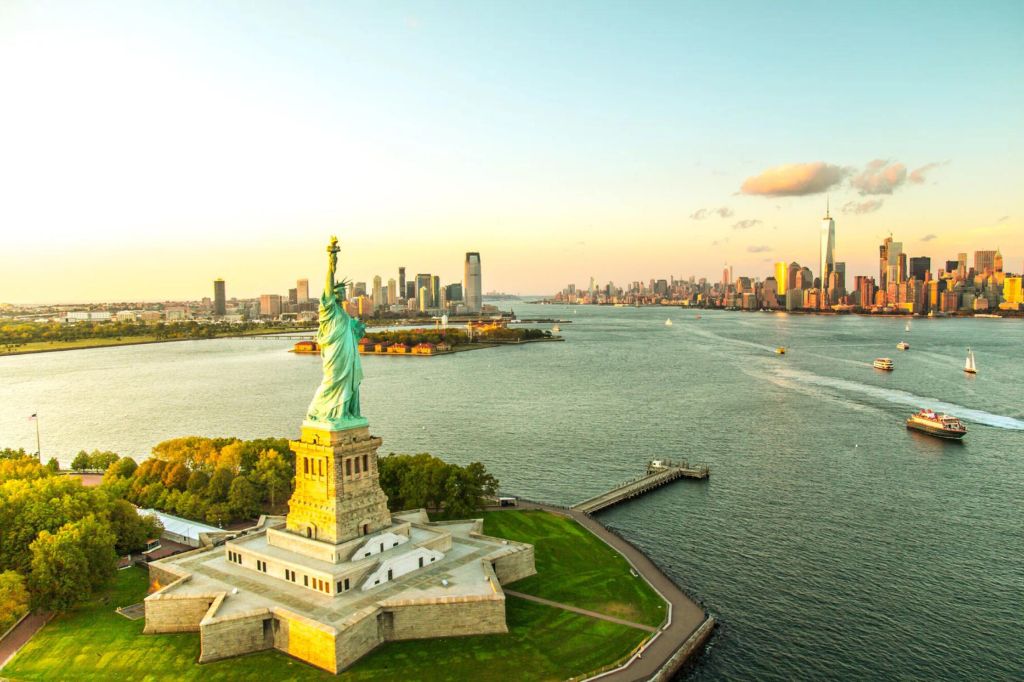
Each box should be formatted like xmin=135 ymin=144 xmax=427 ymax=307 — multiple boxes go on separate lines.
xmin=512 ymin=502 xmax=710 ymax=681
xmin=505 ymin=590 xmax=657 ymax=633
xmin=0 ymin=613 xmax=51 ymax=670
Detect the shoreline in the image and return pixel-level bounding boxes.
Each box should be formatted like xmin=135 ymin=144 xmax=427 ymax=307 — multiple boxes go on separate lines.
xmin=531 ymin=302 xmax=1023 ymax=319
xmin=2 ymin=331 xmax=565 ymax=358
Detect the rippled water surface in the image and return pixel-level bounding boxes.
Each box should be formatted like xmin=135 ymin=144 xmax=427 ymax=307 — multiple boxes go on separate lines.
xmin=2 ymin=305 xmax=1022 ymax=680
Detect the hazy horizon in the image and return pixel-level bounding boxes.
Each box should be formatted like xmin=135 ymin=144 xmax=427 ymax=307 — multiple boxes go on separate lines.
xmin=2 ymin=1 xmax=1021 ymax=303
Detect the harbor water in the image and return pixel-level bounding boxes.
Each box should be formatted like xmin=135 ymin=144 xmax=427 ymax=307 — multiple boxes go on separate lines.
xmin=1 ymin=305 xmax=1021 ymax=680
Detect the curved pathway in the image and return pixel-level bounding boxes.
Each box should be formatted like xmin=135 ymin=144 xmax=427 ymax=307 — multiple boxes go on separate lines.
xmin=0 ymin=613 xmax=51 ymax=671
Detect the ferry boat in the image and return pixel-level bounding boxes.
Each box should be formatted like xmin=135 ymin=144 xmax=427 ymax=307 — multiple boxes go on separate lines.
xmin=775 ymin=347 xmax=786 ymax=355
xmin=897 ymin=341 xmax=910 ymax=350
xmin=905 ymin=409 xmax=967 ymax=440
xmin=873 ymin=357 xmax=894 ymax=371
xmin=664 ymin=318 xmax=673 ymax=327
xmin=964 ymin=347 xmax=977 ymax=375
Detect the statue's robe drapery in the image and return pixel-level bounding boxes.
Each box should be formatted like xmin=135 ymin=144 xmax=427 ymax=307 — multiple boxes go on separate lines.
xmin=305 ymin=290 xmax=366 ymax=426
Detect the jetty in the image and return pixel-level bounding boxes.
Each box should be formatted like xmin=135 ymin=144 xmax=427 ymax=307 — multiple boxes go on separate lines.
xmin=572 ymin=460 xmax=709 ymax=515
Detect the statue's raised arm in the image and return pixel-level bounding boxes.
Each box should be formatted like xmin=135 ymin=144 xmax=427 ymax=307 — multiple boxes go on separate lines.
xmin=306 ymin=235 xmax=367 ymax=430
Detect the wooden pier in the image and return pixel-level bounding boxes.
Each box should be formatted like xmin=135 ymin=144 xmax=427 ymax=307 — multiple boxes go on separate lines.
xmin=571 ymin=460 xmax=709 ymax=515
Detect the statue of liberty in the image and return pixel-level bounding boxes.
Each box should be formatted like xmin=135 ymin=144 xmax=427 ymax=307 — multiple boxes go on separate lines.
xmin=305 ymin=236 xmax=368 ymax=429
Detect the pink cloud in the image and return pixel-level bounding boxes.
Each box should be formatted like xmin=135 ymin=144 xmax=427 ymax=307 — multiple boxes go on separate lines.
xmin=851 ymin=159 xmax=907 ymax=195
xmin=909 ymin=161 xmax=947 ymax=184
xmin=740 ymin=162 xmax=847 ymax=197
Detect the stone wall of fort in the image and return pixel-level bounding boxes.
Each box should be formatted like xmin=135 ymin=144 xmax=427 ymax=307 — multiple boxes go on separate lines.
xmin=198 ymin=608 xmax=271 ymax=663
xmin=492 ymin=544 xmax=537 ymax=584
xmin=143 ymin=590 xmax=216 ymax=633
xmin=386 ymin=595 xmax=507 ymax=641
xmin=333 ymin=606 xmax=381 ymax=671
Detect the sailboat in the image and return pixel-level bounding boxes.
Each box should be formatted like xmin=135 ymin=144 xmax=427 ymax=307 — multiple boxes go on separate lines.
xmin=905 ymin=320 xmax=912 ymax=332
xmin=664 ymin=318 xmax=673 ymax=327
xmin=964 ymin=348 xmax=977 ymax=375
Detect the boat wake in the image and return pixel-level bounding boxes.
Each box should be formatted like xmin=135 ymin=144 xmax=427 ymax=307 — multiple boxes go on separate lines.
xmin=772 ymin=367 xmax=1024 ymax=430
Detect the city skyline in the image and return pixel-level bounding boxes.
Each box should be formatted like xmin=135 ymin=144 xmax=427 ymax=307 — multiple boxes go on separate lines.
xmin=2 ymin=2 xmax=1022 ymax=302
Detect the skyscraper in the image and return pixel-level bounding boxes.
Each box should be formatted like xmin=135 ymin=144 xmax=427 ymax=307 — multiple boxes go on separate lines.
xmin=787 ymin=262 xmax=800 ymax=292
xmin=416 ymin=274 xmax=432 ymax=307
xmin=887 ymin=242 xmax=904 ymax=286
xmin=909 ymin=257 xmax=931 ymax=281
xmin=387 ymin=278 xmax=397 ymax=305
xmin=398 ymin=267 xmax=406 ymax=301
xmin=430 ymin=275 xmax=441 ymax=312
xmin=974 ymin=250 xmax=996 ymax=274
xmin=213 ymin=278 xmax=226 ymax=316
xmin=879 ymin=236 xmax=892 ymax=290
xmin=820 ymin=200 xmax=835 ymax=303
xmin=774 ymin=262 xmax=787 ymax=295
xmin=372 ymin=276 xmax=382 ymax=311
xmin=464 ymin=252 xmax=482 ymax=314
xmin=296 ymin=279 xmax=309 ymax=303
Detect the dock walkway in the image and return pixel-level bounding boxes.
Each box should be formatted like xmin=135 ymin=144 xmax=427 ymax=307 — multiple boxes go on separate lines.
xmin=572 ymin=461 xmax=709 ymax=515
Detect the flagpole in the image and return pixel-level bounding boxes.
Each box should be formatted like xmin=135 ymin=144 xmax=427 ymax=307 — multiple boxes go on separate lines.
xmin=35 ymin=414 xmax=41 ymax=461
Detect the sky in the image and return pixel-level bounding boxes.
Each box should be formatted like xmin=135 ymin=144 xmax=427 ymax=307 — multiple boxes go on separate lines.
xmin=1 ymin=0 xmax=1022 ymax=303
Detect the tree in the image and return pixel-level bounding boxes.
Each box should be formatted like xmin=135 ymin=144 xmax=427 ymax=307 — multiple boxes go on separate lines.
xmin=45 ymin=457 xmax=60 ymax=473
xmin=255 ymin=449 xmax=292 ymax=509
xmin=206 ymin=467 xmax=233 ymax=503
xmin=87 ymin=450 xmax=120 ymax=471
xmin=151 ymin=436 xmax=218 ymax=470
xmin=161 ymin=462 xmax=189 ymax=491
xmin=0 ymin=448 xmax=29 ymax=460
xmin=186 ymin=469 xmax=210 ymax=495
xmin=205 ymin=503 xmax=232 ymax=527
xmin=0 ymin=456 xmax=50 ymax=482
xmin=227 ymin=476 xmax=261 ymax=520
xmin=107 ymin=500 xmax=162 ymax=556
xmin=103 ymin=456 xmax=137 ymax=483
xmin=28 ymin=515 xmax=116 ymax=612
xmin=70 ymin=451 xmax=91 ymax=471
xmin=0 ymin=570 xmax=29 ymax=633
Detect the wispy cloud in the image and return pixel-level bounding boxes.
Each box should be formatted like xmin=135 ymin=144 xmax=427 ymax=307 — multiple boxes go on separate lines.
xmin=732 ymin=219 xmax=761 ymax=230
xmin=920 ymin=233 xmax=937 ymax=242
xmin=841 ymin=198 xmax=885 ymax=214
xmin=909 ymin=161 xmax=947 ymax=184
xmin=711 ymin=237 xmax=732 ymax=246
xmin=996 ymin=215 xmax=1009 ymax=223
xmin=747 ymin=245 xmax=771 ymax=253
xmin=690 ymin=206 xmax=733 ymax=220
xmin=740 ymin=162 xmax=848 ymax=197
xmin=851 ymin=159 xmax=907 ymax=195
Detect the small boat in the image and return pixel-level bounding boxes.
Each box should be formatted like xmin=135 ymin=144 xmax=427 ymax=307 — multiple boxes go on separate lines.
xmin=905 ymin=320 xmax=911 ymax=332
xmin=873 ymin=358 xmax=894 ymax=371
xmin=551 ymin=324 xmax=560 ymax=333
xmin=664 ymin=318 xmax=673 ymax=327
xmin=775 ymin=347 xmax=786 ymax=355
xmin=897 ymin=341 xmax=910 ymax=350
xmin=695 ymin=314 xmax=702 ymax=320
xmin=906 ymin=408 xmax=967 ymax=440
xmin=964 ymin=347 xmax=977 ymax=375
xmin=290 ymin=340 xmax=320 ymax=354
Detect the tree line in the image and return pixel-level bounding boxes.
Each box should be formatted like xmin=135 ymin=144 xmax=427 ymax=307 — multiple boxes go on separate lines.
xmin=0 ymin=451 xmax=162 ymax=622
xmin=0 ymin=320 xmax=308 ymax=348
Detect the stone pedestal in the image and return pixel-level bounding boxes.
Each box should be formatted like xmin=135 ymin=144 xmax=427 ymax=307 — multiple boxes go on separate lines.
xmin=284 ymin=425 xmax=391 ymax=545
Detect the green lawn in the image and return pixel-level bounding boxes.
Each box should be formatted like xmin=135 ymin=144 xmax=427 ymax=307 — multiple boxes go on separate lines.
xmin=4 ymin=511 xmax=656 ymax=681
xmin=482 ymin=510 xmax=666 ymax=627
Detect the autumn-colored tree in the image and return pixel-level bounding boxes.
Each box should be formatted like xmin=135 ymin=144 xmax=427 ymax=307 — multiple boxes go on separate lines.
xmin=0 ymin=570 xmax=29 ymax=633
xmin=186 ymin=469 xmax=210 ymax=495
xmin=161 ymin=462 xmax=189 ymax=491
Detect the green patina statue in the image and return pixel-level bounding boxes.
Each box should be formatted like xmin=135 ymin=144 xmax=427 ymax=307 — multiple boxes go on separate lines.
xmin=305 ymin=236 xmax=368 ymax=430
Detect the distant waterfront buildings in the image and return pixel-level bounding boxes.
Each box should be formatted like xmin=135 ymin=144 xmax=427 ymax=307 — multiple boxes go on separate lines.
xmin=296 ymin=279 xmax=309 ymax=304
xmin=548 ymin=206 xmax=1020 ymax=316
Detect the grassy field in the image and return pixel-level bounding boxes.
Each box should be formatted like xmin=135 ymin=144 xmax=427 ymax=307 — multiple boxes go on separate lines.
xmin=3 ymin=511 xmax=656 ymax=681
xmin=482 ymin=510 xmax=666 ymax=627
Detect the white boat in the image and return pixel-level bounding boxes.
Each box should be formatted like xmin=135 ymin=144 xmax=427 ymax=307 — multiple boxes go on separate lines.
xmin=664 ymin=318 xmax=673 ymax=327
xmin=897 ymin=341 xmax=909 ymax=350
xmin=905 ymin=320 xmax=911 ymax=332
xmin=964 ymin=348 xmax=977 ymax=375
xmin=551 ymin=324 xmax=560 ymax=333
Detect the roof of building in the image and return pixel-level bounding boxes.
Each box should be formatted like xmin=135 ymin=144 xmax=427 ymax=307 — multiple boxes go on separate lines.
xmin=140 ymin=508 xmax=223 ymax=542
